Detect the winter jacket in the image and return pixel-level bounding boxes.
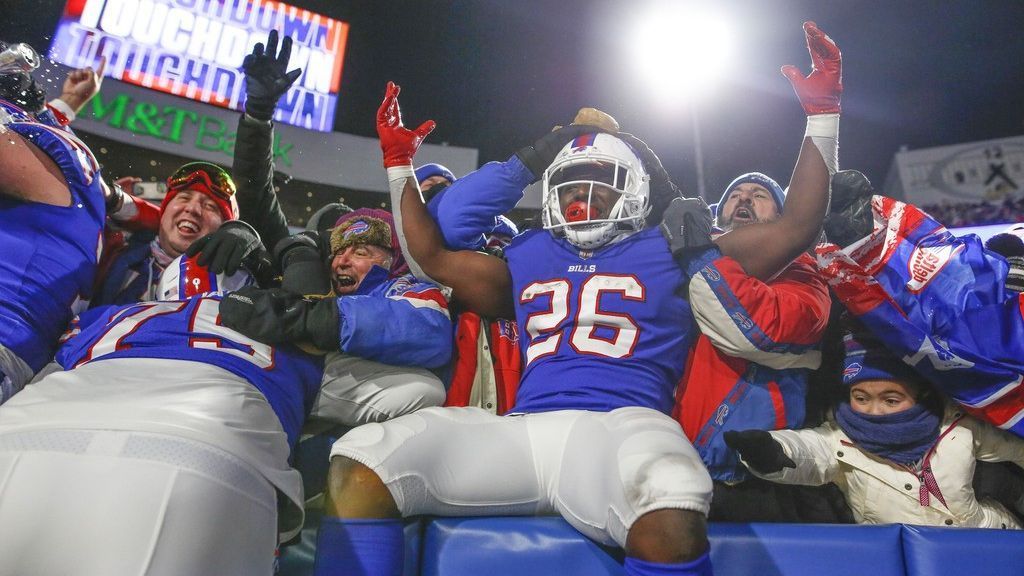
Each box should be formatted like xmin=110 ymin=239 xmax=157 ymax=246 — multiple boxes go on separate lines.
xmin=677 ymin=250 xmax=830 ymax=482
xmin=747 ymin=405 xmax=1024 ymax=529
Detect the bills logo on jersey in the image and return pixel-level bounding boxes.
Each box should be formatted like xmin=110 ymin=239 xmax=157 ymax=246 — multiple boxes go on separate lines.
xmin=843 ymin=362 xmax=863 ymax=383
xmin=343 ymin=220 xmax=371 ymax=239
xmin=906 ymin=239 xmax=965 ymax=294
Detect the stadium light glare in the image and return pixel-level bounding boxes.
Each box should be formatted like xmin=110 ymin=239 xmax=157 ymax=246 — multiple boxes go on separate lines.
xmin=628 ymin=6 xmax=734 ymax=104
xmin=625 ymin=4 xmax=735 ymax=200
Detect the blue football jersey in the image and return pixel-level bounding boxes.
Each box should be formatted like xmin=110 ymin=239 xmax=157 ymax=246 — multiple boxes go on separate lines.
xmin=0 ymin=99 xmax=105 ymax=372
xmin=506 ymin=228 xmax=694 ymax=414
xmin=57 ymin=295 xmax=324 ymax=446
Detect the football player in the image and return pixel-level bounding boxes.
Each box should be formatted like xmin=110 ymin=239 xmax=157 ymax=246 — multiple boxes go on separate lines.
xmin=0 ymin=40 xmax=110 ymax=402
xmin=313 ymin=21 xmax=842 ymax=576
xmin=0 ymin=259 xmax=323 ymax=575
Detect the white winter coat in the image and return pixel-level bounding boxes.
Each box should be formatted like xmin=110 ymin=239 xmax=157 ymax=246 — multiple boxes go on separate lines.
xmin=744 ymin=406 xmax=1024 ymax=529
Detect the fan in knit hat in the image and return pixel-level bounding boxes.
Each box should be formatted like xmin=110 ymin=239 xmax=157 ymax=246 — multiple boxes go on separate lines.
xmin=716 ymin=172 xmax=786 ymax=227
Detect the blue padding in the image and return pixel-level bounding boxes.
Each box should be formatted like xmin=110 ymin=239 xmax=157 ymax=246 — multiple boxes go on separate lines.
xmin=708 ymin=523 xmax=906 ymax=576
xmin=902 ymin=524 xmax=1024 ymax=576
xmin=278 ymin=514 xmax=422 ymax=576
xmin=421 ymin=517 xmax=623 ymax=576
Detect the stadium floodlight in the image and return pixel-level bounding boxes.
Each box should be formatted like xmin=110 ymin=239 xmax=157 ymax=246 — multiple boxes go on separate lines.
xmin=628 ymin=4 xmax=734 ymax=103
xmin=626 ymin=4 xmax=734 ymax=199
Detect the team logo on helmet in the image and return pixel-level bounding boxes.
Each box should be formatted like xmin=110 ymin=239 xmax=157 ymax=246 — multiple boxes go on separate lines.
xmin=541 ymin=133 xmax=651 ymax=250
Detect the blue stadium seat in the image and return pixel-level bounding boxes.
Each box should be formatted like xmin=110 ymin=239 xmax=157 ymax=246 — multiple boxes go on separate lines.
xmin=901 ymin=524 xmax=1024 ymax=576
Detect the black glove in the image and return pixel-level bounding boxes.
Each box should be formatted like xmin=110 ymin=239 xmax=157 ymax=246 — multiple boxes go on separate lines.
xmin=616 ymin=132 xmax=682 ymax=224
xmin=242 ymin=30 xmax=303 ymax=122
xmin=274 ymin=233 xmax=332 ymax=296
xmin=824 ymin=169 xmax=875 ymax=248
xmin=659 ymin=197 xmax=714 ymax=262
xmin=185 ymin=220 xmax=263 ymax=274
xmin=220 ymin=286 xmax=339 ymax=351
xmin=723 ymin=430 xmax=796 ymax=474
xmin=515 ymin=124 xmax=608 ymax=181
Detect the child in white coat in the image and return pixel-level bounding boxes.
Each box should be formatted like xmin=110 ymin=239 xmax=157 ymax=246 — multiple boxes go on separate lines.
xmin=725 ymin=323 xmax=1024 ymax=529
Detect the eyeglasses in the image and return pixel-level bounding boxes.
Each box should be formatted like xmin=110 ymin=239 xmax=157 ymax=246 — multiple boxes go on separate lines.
xmin=167 ymin=163 xmax=236 ymax=200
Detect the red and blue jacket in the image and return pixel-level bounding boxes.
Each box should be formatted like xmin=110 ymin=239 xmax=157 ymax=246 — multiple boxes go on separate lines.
xmin=676 ymin=249 xmax=830 ymax=482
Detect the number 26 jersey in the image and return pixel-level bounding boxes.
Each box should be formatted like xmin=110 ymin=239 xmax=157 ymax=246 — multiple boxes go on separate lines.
xmin=506 ymin=228 xmax=695 ymax=414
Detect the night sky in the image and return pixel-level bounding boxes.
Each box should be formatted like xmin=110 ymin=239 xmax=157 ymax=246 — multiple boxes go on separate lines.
xmin=4 ymin=0 xmax=1024 ymax=203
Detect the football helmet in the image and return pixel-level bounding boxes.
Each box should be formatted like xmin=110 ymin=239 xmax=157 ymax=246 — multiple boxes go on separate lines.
xmin=158 ymin=254 xmax=253 ymax=301
xmin=541 ymin=133 xmax=650 ymax=249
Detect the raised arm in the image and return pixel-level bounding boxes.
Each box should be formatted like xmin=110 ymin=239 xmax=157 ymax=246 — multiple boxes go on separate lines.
xmin=231 ymin=30 xmax=302 ymax=250
xmin=713 ymin=21 xmax=841 ymax=280
xmin=0 ymin=130 xmax=71 ymax=205
xmin=377 ymin=82 xmax=515 ymax=319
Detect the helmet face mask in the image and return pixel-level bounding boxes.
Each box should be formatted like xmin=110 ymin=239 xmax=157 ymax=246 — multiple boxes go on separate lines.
xmin=541 ymin=133 xmax=650 ymax=250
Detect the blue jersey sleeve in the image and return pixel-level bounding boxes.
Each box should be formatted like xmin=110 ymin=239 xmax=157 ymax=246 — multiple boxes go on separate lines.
xmin=336 ymin=276 xmax=453 ymax=368
xmin=431 ymin=155 xmax=533 ymax=250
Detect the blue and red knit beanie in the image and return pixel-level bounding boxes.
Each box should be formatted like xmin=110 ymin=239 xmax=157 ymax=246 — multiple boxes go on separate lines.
xmin=841 ymin=325 xmax=923 ymax=387
xmin=716 ymin=172 xmax=786 ymax=219
xmin=414 ymin=163 xmax=457 ymax=186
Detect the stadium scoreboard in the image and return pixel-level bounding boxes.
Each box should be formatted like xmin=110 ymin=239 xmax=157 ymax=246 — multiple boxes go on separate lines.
xmin=49 ymin=0 xmax=348 ymax=132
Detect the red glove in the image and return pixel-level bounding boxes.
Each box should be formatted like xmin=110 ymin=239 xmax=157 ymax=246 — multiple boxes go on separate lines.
xmin=376 ymin=81 xmax=436 ymax=168
xmin=781 ymin=21 xmax=842 ymax=115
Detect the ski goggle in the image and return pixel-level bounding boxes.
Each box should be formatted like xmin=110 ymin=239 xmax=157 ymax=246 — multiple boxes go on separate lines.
xmin=167 ymin=163 xmax=236 ymax=200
